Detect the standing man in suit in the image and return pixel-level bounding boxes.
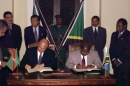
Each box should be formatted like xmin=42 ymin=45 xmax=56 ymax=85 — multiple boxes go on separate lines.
xmin=66 ymin=42 xmax=102 ymax=69
xmin=20 ymin=39 xmax=57 ymax=70
xmin=0 ymin=19 xmax=9 ymax=86
xmin=109 ymin=18 xmax=130 ymax=86
xmin=0 ymin=11 xmax=22 ymax=54
xmin=83 ymin=16 xmax=106 ymax=62
xmin=24 ymin=15 xmax=47 ymax=49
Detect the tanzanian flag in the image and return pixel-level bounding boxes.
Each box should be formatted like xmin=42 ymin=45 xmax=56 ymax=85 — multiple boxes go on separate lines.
xmin=103 ymin=47 xmax=110 ymax=72
xmin=62 ymin=1 xmax=84 ymax=49
xmin=6 ymin=49 xmax=19 ymax=71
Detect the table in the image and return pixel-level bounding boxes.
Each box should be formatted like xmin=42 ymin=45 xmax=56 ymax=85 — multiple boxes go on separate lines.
xmin=7 ymin=69 xmax=116 ymax=85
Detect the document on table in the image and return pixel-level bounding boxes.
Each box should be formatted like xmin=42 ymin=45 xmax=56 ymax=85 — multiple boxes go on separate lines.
xmin=73 ymin=68 xmax=101 ymax=72
xmin=27 ymin=67 xmax=53 ymax=73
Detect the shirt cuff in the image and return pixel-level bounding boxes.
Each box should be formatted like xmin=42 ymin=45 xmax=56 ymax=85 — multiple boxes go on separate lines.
xmin=112 ymin=58 xmax=115 ymax=61
xmin=92 ymin=64 xmax=97 ymax=69
xmin=0 ymin=61 xmax=1 ymax=65
xmin=74 ymin=65 xmax=77 ymax=69
xmin=117 ymin=58 xmax=122 ymax=64
xmin=94 ymin=65 xmax=97 ymax=69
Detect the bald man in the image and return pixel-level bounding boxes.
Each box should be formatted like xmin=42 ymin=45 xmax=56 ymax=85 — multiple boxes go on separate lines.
xmin=20 ymin=39 xmax=57 ymax=70
xmin=66 ymin=42 xmax=102 ymax=69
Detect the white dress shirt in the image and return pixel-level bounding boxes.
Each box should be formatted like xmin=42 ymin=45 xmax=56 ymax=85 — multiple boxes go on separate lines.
xmin=92 ymin=26 xmax=98 ymax=33
xmin=81 ymin=55 xmax=88 ymax=66
xmin=0 ymin=61 xmax=1 ymax=65
xmin=74 ymin=55 xmax=97 ymax=68
xmin=118 ymin=30 xmax=125 ymax=38
xmin=37 ymin=50 xmax=44 ymax=62
xmin=9 ymin=24 xmax=12 ymax=30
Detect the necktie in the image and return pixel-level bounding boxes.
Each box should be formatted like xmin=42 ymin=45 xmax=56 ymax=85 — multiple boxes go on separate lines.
xmin=118 ymin=33 xmax=121 ymax=38
xmin=8 ymin=26 xmax=11 ymax=35
xmin=34 ymin=28 xmax=37 ymax=42
xmin=38 ymin=53 xmax=42 ymax=64
xmin=82 ymin=56 xmax=85 ymax=68
xmin=94 ymin=28 xmax=97 ymax=38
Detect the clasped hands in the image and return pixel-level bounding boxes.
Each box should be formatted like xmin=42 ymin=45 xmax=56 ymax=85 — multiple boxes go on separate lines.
xmin=76 ymin=64 xmax=95 ymax=69
xmin=1 ymin=48 xmax=14 ymax=68
xmin=1 ymin=61 xmax=7 ymax=68
xmin=1 ymin=56 xmax=9 ymax=67
xmin=25 ymin=64 xmax=44 ymax=70
xmin=1 ymin=48 xmax=20 ymax=68
xmin=113 ymin=59 xmax=121 ymax=66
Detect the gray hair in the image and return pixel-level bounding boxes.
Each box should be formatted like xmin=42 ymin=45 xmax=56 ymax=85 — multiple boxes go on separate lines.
xmin=0 ymin=19 xmax=8 ymax=30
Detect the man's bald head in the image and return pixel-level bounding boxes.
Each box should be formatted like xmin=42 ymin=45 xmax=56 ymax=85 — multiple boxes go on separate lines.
xmin=38 ymin=39 xmax=49 ymax=53
xmin=81 ymin=42 xmax=91 ymax=56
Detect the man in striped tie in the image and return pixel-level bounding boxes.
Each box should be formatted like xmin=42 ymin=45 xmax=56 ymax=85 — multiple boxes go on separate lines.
xmin=24 ymin=15 xmax=47 ymax=49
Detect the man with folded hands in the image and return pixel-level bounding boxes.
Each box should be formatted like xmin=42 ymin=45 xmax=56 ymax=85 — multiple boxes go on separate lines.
xmin=66 ymin=42 xmax=102 ymax=69
xmin=24 ymin=15 xmax=47 ymax=49
xmin=20 ymin=39 xmax=57 ymax=70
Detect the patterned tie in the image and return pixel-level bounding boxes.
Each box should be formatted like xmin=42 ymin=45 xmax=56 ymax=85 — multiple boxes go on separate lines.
xmin=94 ymin=28 xmax=97 ymax=38
xmin=82 ymin=56 xmax=85 ymax=68
xmin=34 ymin=28 xmax=37 ymax=42
xmin=38 ymin=53 xmax=42 ymax=64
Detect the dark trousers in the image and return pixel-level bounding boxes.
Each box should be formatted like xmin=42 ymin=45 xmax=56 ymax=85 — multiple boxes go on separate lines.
xmin=0 ymin=68 xmax=9 ymax=86
xmin=114 ymin=66 xmax=130 ymax=86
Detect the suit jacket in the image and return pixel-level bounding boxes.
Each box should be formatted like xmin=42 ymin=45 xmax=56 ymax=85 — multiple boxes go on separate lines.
xmin=66 ymin=49 xmax=102 ymax=69
xmin=109 ymin=29 xmax=130 ymax=69
xmin=20 ymin=47 xmax=57 ymax=70
xmin=0 ymin=47 xmax=11 ymax=82
xmin=24 ymin=26 xmax=47 ymax=49
xmin=83 ymin=26 xmax=106 ymax=62
xmin=0 ymin=23 xmax=22 ymax=52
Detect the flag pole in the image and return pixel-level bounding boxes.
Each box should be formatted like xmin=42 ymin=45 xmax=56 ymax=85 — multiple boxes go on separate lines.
xmin=34 ymin=0 xmax=55 ymax=47
xmin=34 ymin=0 xmax=65 ymax=69
xmin=100 ymin=47 xmax=110 ymax=78
xmin=16 ymin=66 xmax=18 ymax=78
xmin=58 ymin=0 xmax=84 ymax=52
xmin=13 ymin=66 xmax=21 ymax=79
xmin=58 ymin=0 xmax=84 ymax=51
xmin=12 ymin=49 xmax=21 ymax=79
xmin=61 ymin=0 xmax=84 ymax=47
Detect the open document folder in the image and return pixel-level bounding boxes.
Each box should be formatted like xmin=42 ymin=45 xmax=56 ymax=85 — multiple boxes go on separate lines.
xmin=73 ymin=68 xmax=101 ymax=72
xmin=27 ymin=67 xmax=53 ymax=73
xmin=71 ymin=68 xmax=101 ymax=74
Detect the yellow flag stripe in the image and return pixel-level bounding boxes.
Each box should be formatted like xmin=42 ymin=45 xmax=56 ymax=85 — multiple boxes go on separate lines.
xmin=68 ymin=36 xmax=83 ymax=40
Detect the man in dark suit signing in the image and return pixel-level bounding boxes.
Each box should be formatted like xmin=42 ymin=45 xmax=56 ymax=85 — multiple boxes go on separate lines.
xmin=109 ymin=18 xmax=130 ymax=86
xmin=83 ymin=16 xmax=106 ymax=62
xmin=20 ymin=39 xmax=57 ymax=70
xmin=0 ymin=11 xmax=22 ymax=54
xmin=24 ymin=15 xmax=47 ymax=49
